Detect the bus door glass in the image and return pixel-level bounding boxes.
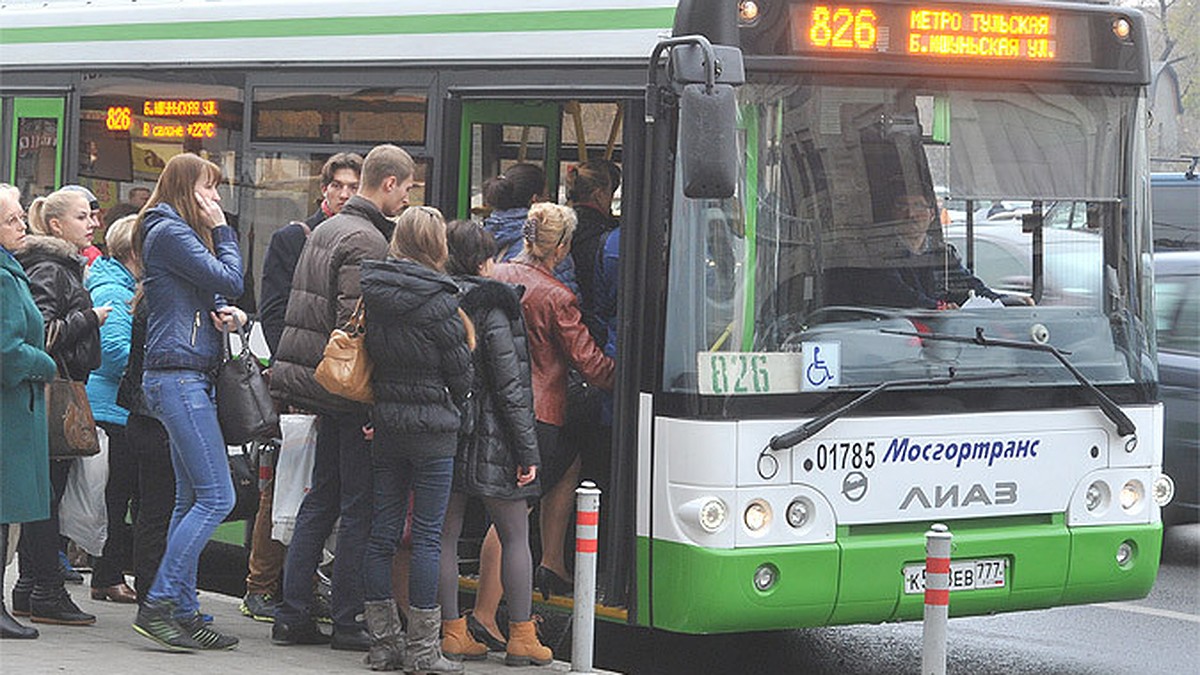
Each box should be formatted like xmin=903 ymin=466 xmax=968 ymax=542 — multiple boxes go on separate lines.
xmin=8 ymin=97 xmax=65 ymax=202
xmin=457 ymin=101 xmax=560 ymax=220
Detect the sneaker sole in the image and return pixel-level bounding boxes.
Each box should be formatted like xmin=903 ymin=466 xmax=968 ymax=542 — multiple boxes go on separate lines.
xmin=131 ymin=623 xmax=196 ymax=652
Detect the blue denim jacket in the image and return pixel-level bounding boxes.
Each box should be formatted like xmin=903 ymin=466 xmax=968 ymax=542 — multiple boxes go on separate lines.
xmin=141 ymin=203 xmax=243 ymax=373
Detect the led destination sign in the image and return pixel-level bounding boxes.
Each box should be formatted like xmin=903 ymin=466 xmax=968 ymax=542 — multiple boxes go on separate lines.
xmin=105 ymin=99 xmax=221 ymax=139
xmin=794 ymin=3 xmax=1086 ymax=62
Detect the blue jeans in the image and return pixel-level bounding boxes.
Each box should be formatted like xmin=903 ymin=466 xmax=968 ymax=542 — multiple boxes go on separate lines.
xmin=363 ymin=452 xmax=454 ymax=609
xmin=277 ymin=412 xmax=373 ymax=630
xmin=142 ymin=369 xmax=234 ymax=615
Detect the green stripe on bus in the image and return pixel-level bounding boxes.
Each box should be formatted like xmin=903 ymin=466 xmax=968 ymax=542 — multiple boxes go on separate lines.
xmin=0 ymin=7 xmax=675 ymax=44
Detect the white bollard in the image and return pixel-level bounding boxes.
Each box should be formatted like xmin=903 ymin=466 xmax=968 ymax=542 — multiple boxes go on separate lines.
xmin=922 ymin=523 xmax=952 ymax=675
xmin=570 ymin=481 xmax=601 ymax=674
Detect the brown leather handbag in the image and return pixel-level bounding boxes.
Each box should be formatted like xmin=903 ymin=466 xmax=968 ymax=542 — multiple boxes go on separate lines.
xmin=314 ymin=298 xmax=374 ymax=404
xmin=46 ymin=359 xmax=100 ymax=459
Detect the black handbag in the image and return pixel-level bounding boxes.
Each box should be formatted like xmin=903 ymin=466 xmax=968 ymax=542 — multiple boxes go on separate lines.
xmin=224 ymin=444 xmax=260 ymax=522
xmin=216 ymin=324 xmax=279 ymax=445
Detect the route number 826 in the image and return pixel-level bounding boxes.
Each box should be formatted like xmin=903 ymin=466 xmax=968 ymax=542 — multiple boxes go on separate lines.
xmin=709 ymin=354 xmax=770 ymax=395
xmin=813 ymin=441 xmax=876 ymax=470
xmin=809 ymin=6 xmax=879 ymax=50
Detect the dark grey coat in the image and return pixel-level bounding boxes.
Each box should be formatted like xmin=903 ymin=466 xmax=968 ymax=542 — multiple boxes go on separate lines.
xmin=270 ymin=196 xmax=391 ymax=414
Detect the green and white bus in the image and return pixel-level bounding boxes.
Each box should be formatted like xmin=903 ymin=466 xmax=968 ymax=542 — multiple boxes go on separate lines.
xmin=1 ymin=0 xmax=1171 ymax=635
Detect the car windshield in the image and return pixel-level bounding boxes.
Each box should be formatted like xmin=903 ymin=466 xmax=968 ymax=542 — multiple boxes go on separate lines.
xmin=662 ymin=76 xmax=1153 ymax=395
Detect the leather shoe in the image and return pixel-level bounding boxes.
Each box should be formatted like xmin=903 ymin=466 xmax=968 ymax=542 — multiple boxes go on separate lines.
xmin=30 ymin=592 xmax=96 ymax=626
xmin=91 ymin=583 xmax=138 ymax=604
xmin=533 ymin=565 xmax=573 ymax=601
xmin=271 ymin=620 xmax=331 ymax=646
xmin=330 ymin=625 xmax=371 ymax=652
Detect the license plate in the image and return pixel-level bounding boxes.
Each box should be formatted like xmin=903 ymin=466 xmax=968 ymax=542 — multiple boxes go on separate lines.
xmin=903 ymin=558 xmax=1007 ymax=594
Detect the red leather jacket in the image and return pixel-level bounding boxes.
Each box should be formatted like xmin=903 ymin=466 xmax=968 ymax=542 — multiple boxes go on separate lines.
xmin=492 ymin=260 xmax=614 ymax=426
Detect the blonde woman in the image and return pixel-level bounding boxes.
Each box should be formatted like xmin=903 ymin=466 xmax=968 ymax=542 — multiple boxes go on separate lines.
xmin=11 ymin=187 xmax=109 ymax=628
xmin=84 ymin=214 xmax=141 ymax=605
xmin=359 ymin=206 xmax=473 ymax=673
xmin=491 ymin=202 xmax=614 ymax=603
xmin=1 ymin=184 xmax=57 ymax=639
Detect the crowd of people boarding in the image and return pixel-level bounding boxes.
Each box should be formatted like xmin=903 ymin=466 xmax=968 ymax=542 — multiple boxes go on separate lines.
xmin=1 ymin=142 xmax=622 ymax=674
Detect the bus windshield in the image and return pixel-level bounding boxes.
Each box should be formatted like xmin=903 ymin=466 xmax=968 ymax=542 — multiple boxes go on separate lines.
xmin=663 ymin=76 xmax=1152 ymax=395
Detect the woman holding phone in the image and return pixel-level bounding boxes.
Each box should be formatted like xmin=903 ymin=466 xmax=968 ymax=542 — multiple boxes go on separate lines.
xmin=132 ymin=153 xmax=247 ymax=651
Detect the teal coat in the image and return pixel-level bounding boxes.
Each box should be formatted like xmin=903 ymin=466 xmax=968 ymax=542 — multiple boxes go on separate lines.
xmin=0 ymin=249 xmax=56 ymax=524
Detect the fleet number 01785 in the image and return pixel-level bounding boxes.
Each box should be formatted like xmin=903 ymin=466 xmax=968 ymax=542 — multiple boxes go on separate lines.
xmin=805 ymin=441 xmax=877 ymax=471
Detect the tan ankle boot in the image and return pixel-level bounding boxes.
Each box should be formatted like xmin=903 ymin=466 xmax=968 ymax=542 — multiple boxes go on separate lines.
xmin=505 ymin=620 xmax=552 ymax=666
xmin=441 ymin=616 xmax=487 ymax=661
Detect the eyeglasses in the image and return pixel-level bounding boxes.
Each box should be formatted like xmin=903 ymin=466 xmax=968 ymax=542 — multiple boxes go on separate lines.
xmin=1 ymin=210 xmax=26 ymax=229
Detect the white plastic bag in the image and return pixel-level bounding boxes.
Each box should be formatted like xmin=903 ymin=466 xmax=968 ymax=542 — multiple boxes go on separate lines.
xmin=4 ymin=524 xmax=19 ymax=566
xmin=271 ymin=413 xmax=318 ymax=545
xmin=59 ymin=426 xmax=109 ymax=557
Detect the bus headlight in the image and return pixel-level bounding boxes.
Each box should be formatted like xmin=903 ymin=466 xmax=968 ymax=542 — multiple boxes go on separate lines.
xmin=786 ymin=498 xmax=812 ymax=528
xmin=744 ymin=500 xmax=772 ymax=533
xmin=1119 ymin=480 xmax=1144 ymax=512
xmin=697 ymin=498 xmax=728 ymax=533
xmin=1085 ymin=480 xmax=1110 ymax=513
xmin=1153 ymin=474 xmax=1175 ymax=507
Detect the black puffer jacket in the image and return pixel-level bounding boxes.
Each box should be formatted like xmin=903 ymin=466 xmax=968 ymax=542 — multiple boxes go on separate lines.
xmin=361 ymin=258 xmax=473 ymax=459
xmin=455 ymin=277 xmax=540 ymax=500
xmin=18 ymin=234 xmax=100 ymax=381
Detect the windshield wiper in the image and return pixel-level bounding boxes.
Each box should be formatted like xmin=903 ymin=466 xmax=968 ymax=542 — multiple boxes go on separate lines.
xmin=767 ymin=369 xmax=1007 ymax=451
xmin=879 ymin=326 xmax=1136 ymax=437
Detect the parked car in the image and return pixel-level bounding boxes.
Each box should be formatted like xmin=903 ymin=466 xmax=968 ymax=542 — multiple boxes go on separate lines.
xmin=1151 ymin=171 xmax=1199 ymax=252
xmin=943 ymin=223 xmax=1102 ymax=306
xmin=1154 ymin=251 xmax=1200 ymax=523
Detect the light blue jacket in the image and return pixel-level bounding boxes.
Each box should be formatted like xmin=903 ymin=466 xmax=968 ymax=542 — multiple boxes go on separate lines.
xmin=85 ymin=255 xmax=136 ymax=425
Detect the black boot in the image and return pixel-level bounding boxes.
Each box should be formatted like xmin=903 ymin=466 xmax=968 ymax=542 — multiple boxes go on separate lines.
xmin=10 ymin=580 xmax=31 ymax=617
xmin=1 ymin=526 xmax=38 ymax=639
xmin=1 ymin=602 xmax=38 ymax=639
xmin=30 ymin=589 xmax=96 ymax=626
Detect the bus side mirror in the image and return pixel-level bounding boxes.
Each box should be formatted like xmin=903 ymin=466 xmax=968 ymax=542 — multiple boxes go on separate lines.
xmin=679 ymin=82 xmax=737 ymax=199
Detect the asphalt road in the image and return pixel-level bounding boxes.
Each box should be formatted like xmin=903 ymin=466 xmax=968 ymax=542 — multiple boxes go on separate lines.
xmin=597 ymin=524 xmax=1200 ymax=675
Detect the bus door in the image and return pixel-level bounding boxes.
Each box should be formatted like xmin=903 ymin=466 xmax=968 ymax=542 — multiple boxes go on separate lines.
xmin=455 ymin=100 xmax=561 ymax=220
xmin=6 ymin=97 xmax=66 ymax=202
xmin=448 ymin=94 xmax=645 ymax=615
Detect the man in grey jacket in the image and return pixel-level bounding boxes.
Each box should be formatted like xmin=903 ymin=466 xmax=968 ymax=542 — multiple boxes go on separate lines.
xmin=269 ymin=144 xmax=415 ymax=650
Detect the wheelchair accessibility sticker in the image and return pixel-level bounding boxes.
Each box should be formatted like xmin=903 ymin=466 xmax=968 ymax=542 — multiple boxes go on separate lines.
xmin=802 ymin=342 xmax=840 ymax=391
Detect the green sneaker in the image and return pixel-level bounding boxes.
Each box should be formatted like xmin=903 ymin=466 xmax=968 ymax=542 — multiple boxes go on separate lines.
xmin=179 ymin=612 xmax=239 ymax=650
xmin=240 ymin=593 xmax=277 ymax=622
xmin=132 ymin=601 xmax=202 ymax=651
